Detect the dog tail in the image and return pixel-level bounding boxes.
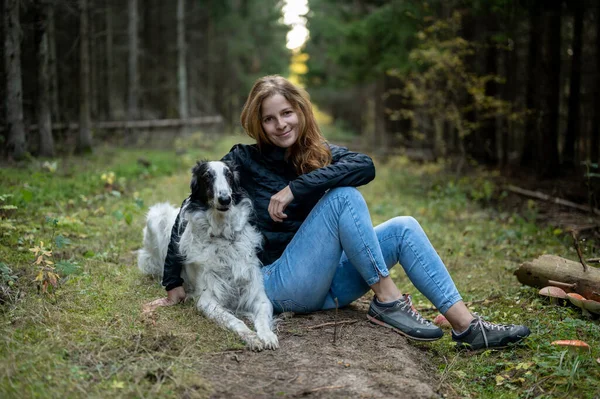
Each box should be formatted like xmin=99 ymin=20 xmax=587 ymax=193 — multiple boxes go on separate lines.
xmin=137 ymin=202 xmax=180 ymax=277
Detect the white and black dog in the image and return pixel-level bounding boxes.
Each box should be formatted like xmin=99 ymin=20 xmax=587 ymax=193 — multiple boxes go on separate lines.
xmin=137 ymin=161 xmax=278 ymax=351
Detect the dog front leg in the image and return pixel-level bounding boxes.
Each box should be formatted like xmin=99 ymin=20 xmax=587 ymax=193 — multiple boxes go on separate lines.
xmin=252 ymin=293 xmax=279 ymax=350
xmin=197 ymin=293 xmax=264 ymax=351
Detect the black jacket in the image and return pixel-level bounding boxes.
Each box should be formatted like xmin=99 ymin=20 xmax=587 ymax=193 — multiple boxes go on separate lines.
xmin=162 ymin=142 xmax=376 ymax=291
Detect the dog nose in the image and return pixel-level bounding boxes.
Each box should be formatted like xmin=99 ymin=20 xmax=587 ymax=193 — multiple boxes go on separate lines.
xmin=218 ymin=195 xmax=231 ymax=206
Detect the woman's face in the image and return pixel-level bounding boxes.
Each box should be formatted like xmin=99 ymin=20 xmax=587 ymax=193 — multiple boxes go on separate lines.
xmin=260 ymin=94 xmax=299 ymax=149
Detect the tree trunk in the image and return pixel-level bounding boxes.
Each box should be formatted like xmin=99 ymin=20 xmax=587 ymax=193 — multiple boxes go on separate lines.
xmin=47 ymin=4 xmax=59 ymax=122
xmin=77 ymin=0 xmax=93 ymax=153
xmin=514 ymin=255 xmax=600 ymax=302
xmin=4 ymin=0 xmax=26 ymax=160
xmin=177 ymin=0 xmax=188 ymax=120
xmin=537 ymin=4 xmax=561 ymax=178
xmin=591 ymin=3 xmax=600 ymax=163
xmin=36 ymin=0 xmax=54 ymax=157
xmin=105 ymin=0 xmax=114 ymax=120
xmin=127 ymin=0 xmax=139 ymax=119
xmin=89 ymin=3 xmax=98 ymax=120
xmin=374 ymin=76 xmax=387 ymax=153
xmin=477 ymin=14 xmax=498 ymax=165
xmin=563 ymin=0 xmax=584 ymax=168
xmin=521 ymin=10 xmax=541 ymax=168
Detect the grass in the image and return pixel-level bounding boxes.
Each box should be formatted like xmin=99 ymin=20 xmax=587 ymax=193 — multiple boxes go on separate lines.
xmin=1 ymin=132 xmax=599 ymax=398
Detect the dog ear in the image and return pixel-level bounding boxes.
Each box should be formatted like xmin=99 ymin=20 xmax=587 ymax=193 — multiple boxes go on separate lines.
xmin=189 ymin=161 xmax=209 ymax=206
xmin=224 ymin=161 xmax=244 ymax=205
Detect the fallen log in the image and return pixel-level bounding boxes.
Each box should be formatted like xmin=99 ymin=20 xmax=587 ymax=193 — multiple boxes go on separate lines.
xmin=514 ymin=255 xmax=600 ymax=301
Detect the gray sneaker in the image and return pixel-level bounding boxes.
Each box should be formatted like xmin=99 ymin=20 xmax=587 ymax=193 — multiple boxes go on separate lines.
xmin=452 ymin=315 xmax=531 ymax=350
xmin=367 ymin=294 xmax=444 ymax=341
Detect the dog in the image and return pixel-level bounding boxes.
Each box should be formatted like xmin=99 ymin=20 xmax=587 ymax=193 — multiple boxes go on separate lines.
xmin=137 ymin=160 xmax=279 ymax=351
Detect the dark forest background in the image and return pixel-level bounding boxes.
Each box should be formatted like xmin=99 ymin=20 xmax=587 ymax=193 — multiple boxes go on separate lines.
xmin=2 ymin=0 xmax=600 ymax=184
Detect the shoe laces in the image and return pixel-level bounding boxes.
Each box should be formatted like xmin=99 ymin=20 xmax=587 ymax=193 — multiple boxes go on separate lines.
xmin=399 ymin=295 xmax=430 ymax=325
xmin=472 ymin=314 xmax=513 ymax=348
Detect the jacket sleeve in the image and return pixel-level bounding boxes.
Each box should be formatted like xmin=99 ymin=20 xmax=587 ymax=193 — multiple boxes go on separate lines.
xmin=288 ymin=144 xmax=375 ymax=201
xmin=161 ymin=201 xmax=187 ymax=291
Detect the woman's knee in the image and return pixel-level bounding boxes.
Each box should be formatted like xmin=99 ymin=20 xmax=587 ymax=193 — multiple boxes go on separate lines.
xmin=390 ymin=216 xmax=423 ymax=236
xmin=326 ymin=187 xmax=365 ymax=205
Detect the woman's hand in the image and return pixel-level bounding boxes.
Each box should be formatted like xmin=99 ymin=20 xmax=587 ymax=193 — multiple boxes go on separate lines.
xmin=268 ymin=185 xmax=294 ymax=222
xmin=142 ymin=286 xmax=186 ymax=313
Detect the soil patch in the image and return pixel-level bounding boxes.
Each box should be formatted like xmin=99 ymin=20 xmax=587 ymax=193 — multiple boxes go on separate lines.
xmin=196 ymin=302 xmax=440 ymax=398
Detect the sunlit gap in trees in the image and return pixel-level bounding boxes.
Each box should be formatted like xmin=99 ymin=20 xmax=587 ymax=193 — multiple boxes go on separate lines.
xmin=282 ymin=0 xmax=330 ymax=126
xmin=283 ymin=0 xmax=309 ymax=51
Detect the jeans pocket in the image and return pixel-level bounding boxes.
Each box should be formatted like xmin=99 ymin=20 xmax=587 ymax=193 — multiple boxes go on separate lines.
xmin=273 ymin=299 xmax=309 ymax=314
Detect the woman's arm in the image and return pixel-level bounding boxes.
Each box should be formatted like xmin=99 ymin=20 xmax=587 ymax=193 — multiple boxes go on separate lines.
xmin=161 ymin=208 xmax=186 ymax=290
xmin=288 ymin=144 xmax=375 ymax=201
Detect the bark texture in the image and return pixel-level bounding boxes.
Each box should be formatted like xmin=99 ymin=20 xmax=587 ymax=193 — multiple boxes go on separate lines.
xmin=4 ymin=0 xmax=26 ymax=159
xmin=77 ymin=0 xmax=93 ymax=153
xmin=177 ymin=0 xmax=188 ymax=120
xmin=127 ymin=0 xmax=139 ymax=120
xmin=37 ymin=1 xmax=54 ymax=157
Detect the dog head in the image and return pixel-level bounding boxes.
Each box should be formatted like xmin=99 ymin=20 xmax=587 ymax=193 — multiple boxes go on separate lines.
xmin=189 ymin=161 xmax=241 ymax=212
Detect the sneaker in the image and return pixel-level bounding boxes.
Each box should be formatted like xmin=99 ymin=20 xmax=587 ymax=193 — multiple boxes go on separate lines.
xmin=452 ymin=315 xmax=531 ymax=350
xmin=367 ymin=294 xmax=444 ymax=341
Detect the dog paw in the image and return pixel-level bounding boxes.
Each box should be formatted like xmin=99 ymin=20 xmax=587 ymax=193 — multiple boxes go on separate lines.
xmin=258 ymin=330 xmax=279 ymax=350
xmin=241 ymin=331 xmax=264 ymax=352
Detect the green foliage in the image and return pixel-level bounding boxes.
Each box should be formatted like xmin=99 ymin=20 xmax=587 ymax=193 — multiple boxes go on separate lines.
xmin=0 ymin=263 xmax=17 ymax=286
xmin=397 ymin=11 xmax=524 ymax=153
xmin=305 ymin=0 xmax=424 ymax=86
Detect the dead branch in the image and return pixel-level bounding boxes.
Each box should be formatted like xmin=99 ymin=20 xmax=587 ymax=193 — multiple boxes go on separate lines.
xmin=571 ymin=231 xmax=589 ymax=272
xmin=306 ymin=320 xmax=358 ymax=330
xmin=0 ymin=116 xmax=223 ymax=132
xmin=566 ymin=224 xmax=599 ymax=234
xmin=506 ymin=185 xmax=600 ymax=216
xmin=333 ymin=298 xmax=339 ymax=345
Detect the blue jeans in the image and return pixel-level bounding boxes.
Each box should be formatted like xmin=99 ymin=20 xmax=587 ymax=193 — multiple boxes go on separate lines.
xmin=262 ymin=187 xmax=462 ymax=314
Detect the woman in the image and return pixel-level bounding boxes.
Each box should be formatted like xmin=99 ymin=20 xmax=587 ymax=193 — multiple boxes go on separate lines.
xmin=150 ymin=75 xmax=530 ymax=350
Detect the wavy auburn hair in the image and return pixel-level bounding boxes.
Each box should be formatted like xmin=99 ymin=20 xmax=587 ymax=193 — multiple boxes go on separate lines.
xmin=240 ymin=75 xmax=331 ymax=174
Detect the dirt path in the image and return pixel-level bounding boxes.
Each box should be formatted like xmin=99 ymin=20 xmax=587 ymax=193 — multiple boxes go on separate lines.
xmin=195 ymin=302 xmax=441 ymax=398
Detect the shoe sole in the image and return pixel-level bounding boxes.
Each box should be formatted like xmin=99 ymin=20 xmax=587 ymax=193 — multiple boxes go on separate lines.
xmin=367 ymin=314 xmax=443 ymax=342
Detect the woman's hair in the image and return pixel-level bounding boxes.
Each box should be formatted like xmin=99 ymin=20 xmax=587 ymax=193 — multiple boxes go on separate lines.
xmin=240 ymin=75 xmax=331 ymax=174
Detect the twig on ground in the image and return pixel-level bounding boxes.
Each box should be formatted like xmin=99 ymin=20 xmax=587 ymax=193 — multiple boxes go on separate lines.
xmin=206 ymin=349 xmax=244 ymax=356
xmin=436 ymin=354 xmax=459 ymax=392
xmin=571 ymin=230 xmax=589 ymax=272
xmin=333 ymin=298 xmax=339 ymax=345
xmin=300 ymin=385 xmax=345 ymax=395
xmin=306 ymin=319 xmax=358 ymax=330
xmin=586 ymin=257 xmax=600 ymax=263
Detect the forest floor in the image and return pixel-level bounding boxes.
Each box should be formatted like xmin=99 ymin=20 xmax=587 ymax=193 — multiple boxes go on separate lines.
xmin=1 ymin=132 xmax=599 ymax=398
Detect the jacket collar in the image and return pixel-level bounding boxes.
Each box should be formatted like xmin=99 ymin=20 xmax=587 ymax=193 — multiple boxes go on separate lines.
xmin=262 ymin=143 xmax=288 ymax=162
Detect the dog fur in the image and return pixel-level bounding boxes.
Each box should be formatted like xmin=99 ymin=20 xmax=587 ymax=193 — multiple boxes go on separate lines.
xmin=137 ymin=161 xmax=278 ymax=351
